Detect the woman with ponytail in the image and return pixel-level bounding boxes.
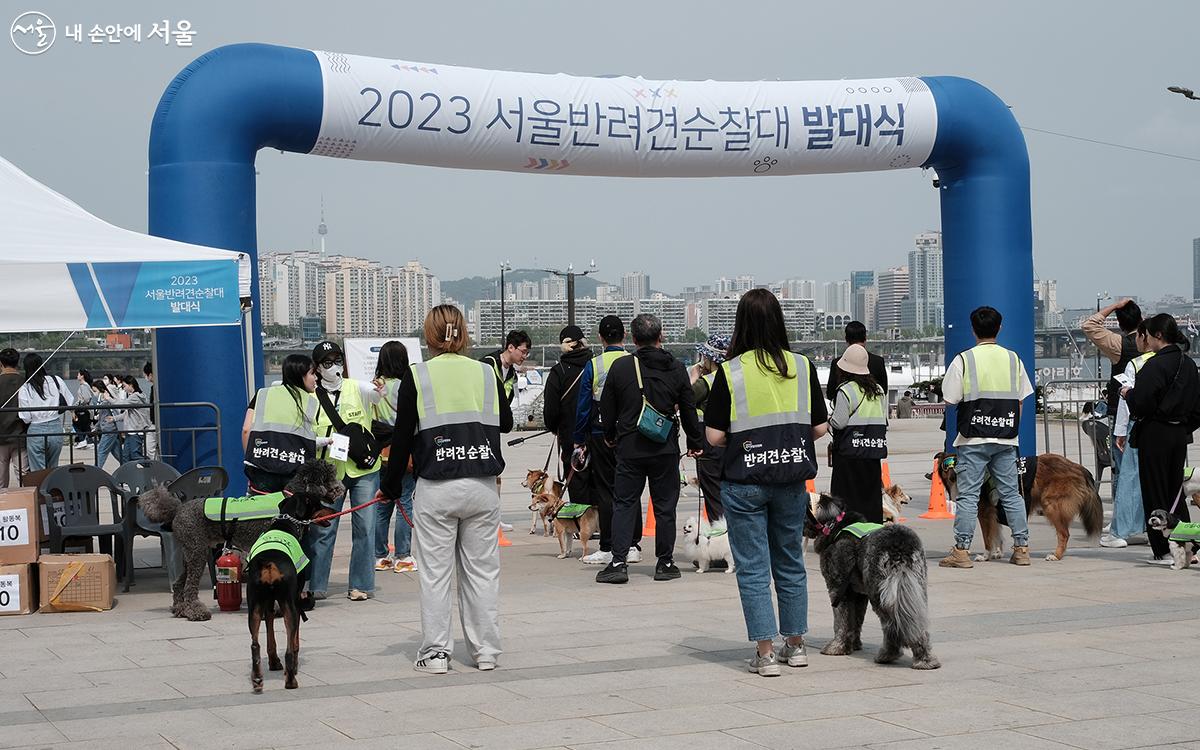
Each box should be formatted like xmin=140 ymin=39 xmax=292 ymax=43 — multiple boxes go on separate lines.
xmin=1123 ymin=313 xmax=1200 ymax=564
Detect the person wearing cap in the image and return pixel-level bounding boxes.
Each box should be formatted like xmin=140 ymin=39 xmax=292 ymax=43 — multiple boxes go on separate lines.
xmin=306 ymin=340 xmax=384 ymax=602
xmin=829 ymin=343 xmax=888 ymax=523
xmin=480 ymin=331 xmax=532 ymax=405
xmin=573 ymin=315 xmax=641 ymax=566
xmin=690 ymin=334 xmax=731 ymax=523
xmin=542 ymin=325 xmax=593 ymax=502
xmin=826 ymin=321 xmax=889 ymax=404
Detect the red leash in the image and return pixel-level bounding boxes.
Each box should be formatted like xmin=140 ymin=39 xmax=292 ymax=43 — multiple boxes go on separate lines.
xmin=319 ymin=495 xmax=388 ymax=523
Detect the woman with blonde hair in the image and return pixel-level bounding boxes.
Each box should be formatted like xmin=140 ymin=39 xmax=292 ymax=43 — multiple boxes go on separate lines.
xmin=377 ymin=305 xmax=513 ymax=674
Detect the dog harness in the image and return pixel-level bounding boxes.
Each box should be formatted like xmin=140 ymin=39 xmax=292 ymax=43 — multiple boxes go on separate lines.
xmin=203 ymin=492 xmax=287 ymax=522
xmin=248 ymin=529 xmax=310 ymax=572
xmin=554 ymin=503 xmax=591 ymax=520
xmin=1185 ymin=467 xmax=1195 ymax=482
xmin=836 ymin=521 xmax=885 ymax=540
xmin=1169 ymin=521 xmax=1200 ymax=544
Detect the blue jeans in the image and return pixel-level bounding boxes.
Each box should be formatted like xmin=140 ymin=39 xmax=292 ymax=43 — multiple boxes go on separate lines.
xmin=375 ymin=472 xmax=416 ymax=558
xmin=1111 ymin=444 xmax=1145 ymax=540
xmin=95 ymin=432 xmax=120 ymax=469
xmin=121 ymin=434 xmax=145 ymax=463
xmin=721 ymin=481 xmax=809 ymax=642
xmin=305 ymin=470 xmax=379 ymax=594
xmin=953 ymin=443 xmax=1029 ymax=548
xmin=26 ymin=421 xmax=63 ymax=472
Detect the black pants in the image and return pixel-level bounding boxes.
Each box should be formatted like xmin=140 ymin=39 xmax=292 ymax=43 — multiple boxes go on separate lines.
xmin=694 ymin=453 xmax=725 ymax=521
xmin=1136 ymin=422 xmax=1191 ymax=558
xmin=612 ymin=454 xmax=680 ymax=564
xmin=831 ymin=453 xmax=883 ymax=524
xmin=584 ymin=434 xmax=638 ymax=552
xmin=558 ymin=441 xmax=587 ymax=505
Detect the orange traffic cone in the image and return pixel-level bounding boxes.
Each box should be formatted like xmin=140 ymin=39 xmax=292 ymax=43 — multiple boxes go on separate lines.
xmin=498 ymin=525 xmax=512 ymax=547
xmin=920 ymin=457 xmax=955 ymax=520
xmin=700 ymin=501 xmax=709 ymax=524
xmin=643 ymin=497 xmax=656 ymax=536
xmin=805 ymin=479 xmax=816 ymax=494
xmin=880 ymin=460 xmax=892 ymax=489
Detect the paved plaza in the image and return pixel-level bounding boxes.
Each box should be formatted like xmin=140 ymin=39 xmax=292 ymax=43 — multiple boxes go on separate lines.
xmin=2 ymin=420 xmax=1199 ymax=750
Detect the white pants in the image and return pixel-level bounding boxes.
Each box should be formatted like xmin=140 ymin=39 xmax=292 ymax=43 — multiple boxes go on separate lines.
xmin=413 ymin=475 xmax=501 ymax=665
xmin=145 ymin=430 xmax=158 ymax=460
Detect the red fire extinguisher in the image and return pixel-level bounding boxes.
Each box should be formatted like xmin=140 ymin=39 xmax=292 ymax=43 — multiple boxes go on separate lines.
xmin=215 ymin=548 xmax=243 ymax=612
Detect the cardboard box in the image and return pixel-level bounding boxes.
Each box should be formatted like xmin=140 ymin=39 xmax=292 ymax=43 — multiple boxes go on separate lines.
xmin=38 ymin=554 xmax=115 ymax=613
xmin=0 ymin=564 xmax=37 ymax=615
xmin=0 ymin=489 xmax=40 ymax=565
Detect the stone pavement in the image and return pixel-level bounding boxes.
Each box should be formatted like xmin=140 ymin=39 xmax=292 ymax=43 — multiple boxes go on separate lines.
xmin=2 ymin=420 xmax=1200 ymax=750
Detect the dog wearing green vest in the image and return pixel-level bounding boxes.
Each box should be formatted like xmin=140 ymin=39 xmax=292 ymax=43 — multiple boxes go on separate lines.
xmin=140 ymin=461 xmax=344 ymax=622
xmin=1148 ymin=510 xmax=1200 ymax=570
xmin=804 ymin=493 xmax=940 ymax=669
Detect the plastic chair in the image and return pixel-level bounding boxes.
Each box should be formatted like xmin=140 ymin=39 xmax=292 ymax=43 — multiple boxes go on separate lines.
xmin=166 ymin=466 xmax=229 ymax=595
xmin=40 ymin=464 xmax=134 ymax=592
xmin=1080 ymin=415 xmax=1112 ymax=488
xmin=111 ymin=460 xmax=181 ymax=586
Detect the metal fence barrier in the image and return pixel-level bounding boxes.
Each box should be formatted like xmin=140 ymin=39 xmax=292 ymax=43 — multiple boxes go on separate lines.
xmin=0 ymin=400 xmax=222 ymax=480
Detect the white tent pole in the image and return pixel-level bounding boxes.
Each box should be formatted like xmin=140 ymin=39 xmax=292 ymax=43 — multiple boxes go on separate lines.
xmin=242 ymin=303 xmax=255 ymax=399
xmin=150 ymin=328 xmax=162 ymax=454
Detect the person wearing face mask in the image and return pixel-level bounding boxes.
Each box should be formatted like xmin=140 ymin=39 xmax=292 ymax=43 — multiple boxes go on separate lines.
xmin=307 ymin=341 xmax=383 ymax=602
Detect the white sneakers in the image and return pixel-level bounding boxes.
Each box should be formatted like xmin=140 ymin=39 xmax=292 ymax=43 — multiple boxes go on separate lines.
xmin=1099 ymin=535 xmax=1128 ymax=548
xmin=627 ymin=548 xmax=643 ymax=564
xmin=414 ymin=652 xmax=450 ymax=674
xmin=499 ymin=522 xmax=514 ymax=532
xmin=393 ymin=555 xmax=416 ymax=572
xmin=581 ymin=550 xmax=612 ymax=565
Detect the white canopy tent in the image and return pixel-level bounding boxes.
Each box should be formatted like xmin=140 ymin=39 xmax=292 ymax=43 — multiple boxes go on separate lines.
xmin=0 ymin=155 xmax=249 ymax=332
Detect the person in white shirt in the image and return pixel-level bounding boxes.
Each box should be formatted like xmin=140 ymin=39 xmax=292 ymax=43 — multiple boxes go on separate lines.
xmin=938 ymin=307 xmax=1036 ymax=569
xmin=18 ymin=353 xmax=68 ymax=471
xmin=1103 ymin=327 xmax=1155 ymax=548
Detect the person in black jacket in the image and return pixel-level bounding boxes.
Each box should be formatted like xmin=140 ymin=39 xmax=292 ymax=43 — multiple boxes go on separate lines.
xmin=595 ymin=314 xmax=703 ymax=584
xmin=1123 ymin=313 xmax=1200 ymax=563
xmin=826 ymin=321 xmax=889 ymax=403
xmin=542 ymin=325 xmax=593 ymax=501
xmin=480 ymin=331 xmax=532 ymax=405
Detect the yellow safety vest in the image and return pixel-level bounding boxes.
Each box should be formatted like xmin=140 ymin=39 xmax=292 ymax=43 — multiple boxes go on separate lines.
xmin=314 ymin=379 xmax=378 ymax=480
xmin=244 ymin=385 xmax=318 ymax=477
xmin=412 ymin=353 xmax=504 ymax=480
xmin=835 ymin=380 xmax=888 ymax=459
xmin=591 ymin=349 xmax=629 ymax=403
xmin=957 ymin=344 xmax=1023 ymax=440
xmin=722 ymin=350 xmax=815 ymax=484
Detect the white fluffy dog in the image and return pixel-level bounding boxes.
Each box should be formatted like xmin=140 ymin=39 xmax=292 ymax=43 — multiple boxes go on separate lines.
xmin=681 ymin=516 xmax=736 ymax=573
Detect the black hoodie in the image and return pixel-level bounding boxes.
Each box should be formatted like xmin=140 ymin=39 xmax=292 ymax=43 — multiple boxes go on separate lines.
xmin=600 ymin=346 xmax=703 ymax=459
xmin=543 ymin=345 xmax=594 ymax=451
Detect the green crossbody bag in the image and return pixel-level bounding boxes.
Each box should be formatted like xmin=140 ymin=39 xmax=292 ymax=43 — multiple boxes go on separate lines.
xmin=633 ymin=357 xmax=675 ymax=444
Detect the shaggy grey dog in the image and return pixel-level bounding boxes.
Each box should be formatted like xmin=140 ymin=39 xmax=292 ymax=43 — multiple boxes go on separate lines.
xmin=140 ymin=462 xmax=344 ymax=622
xmin=805 ymin=493 xmax=940 ymax=669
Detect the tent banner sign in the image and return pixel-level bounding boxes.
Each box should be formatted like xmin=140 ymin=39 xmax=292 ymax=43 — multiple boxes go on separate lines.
xmin=312 ymin=52 xmax=938 ymax=178
xmin=65 ymin=259 xmax=241 ymax=329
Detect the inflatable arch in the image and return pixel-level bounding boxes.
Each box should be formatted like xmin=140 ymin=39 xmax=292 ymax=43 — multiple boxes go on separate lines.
xmin=150 ymin=44 xmax=1033 ymax=491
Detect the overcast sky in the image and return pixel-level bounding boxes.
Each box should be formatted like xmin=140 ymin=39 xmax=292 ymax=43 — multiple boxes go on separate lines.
xmin=4 ymin=1 xmax=1197 ymax=310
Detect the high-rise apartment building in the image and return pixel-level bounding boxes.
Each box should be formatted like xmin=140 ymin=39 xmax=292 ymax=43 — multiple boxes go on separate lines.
xmin=1033 ymin=279 xmax=1061 ymax=329
xmin=705 ymin=296 xmax=814 ymax=338
xmin=324 ymin=257 xmax=386 ymax=336
xmin=621 ymin=272 xmax=651 ymax=301
xmin=779 ymin=279 xmax=817 ymax=300
xmin=901 ymin=231 xmax=943 ymax=332
xmin=876 ymin=266 xmax=910 ymax=332
xmin=385 ymin=261 xmax=442 ymax=336
xmin=850 ymin=270 xmax=874 ymax=295
xmin=821 ymin=280 xmax=851 ymax=314
xmin=853 ymin=285 xmax=878 ymax=330
xmin=259 ymin=250 xmax=334 ymax=328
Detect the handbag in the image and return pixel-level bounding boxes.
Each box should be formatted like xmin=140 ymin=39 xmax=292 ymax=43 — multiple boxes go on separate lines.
xmin=316 ymin=388 xmax=381 ymax=471
xmin=633 ymin=356 xmax=675 ymax=444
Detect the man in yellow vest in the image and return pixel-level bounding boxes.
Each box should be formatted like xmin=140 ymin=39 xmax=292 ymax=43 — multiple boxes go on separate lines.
xmin=306 ymin=340 xmax=383 ymax=601
xmin=573 ymin=315 xmax=640 ymax=565
xmin=939 ymin=306 xmax=1035 ymax=569
xmin=480 ymin=331 xmax=531 ymax=405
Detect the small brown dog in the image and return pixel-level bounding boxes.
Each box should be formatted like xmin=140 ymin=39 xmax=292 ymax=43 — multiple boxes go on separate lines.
xmin=882 ymin=483 xmax=911 ymax=523
xmin=528 ymin=484 xmax=598 ymax=560
xmin=522 ymin=469 xmax=561 ymax=536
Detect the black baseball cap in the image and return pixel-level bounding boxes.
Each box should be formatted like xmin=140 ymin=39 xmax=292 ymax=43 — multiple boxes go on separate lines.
xmin=312 ymin=341 xmax=344 ymax=363
xmin=559 ymin=325 xmax=585 ymax=344
xmin=598 ymin=315 xmax=624 ymax=341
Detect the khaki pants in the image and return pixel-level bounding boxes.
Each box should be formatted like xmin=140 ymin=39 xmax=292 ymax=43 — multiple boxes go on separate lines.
xmin=0 ymin=442 xmax=25 ymax=488
xmin=412 ymin=475 xmax=501 ymax=666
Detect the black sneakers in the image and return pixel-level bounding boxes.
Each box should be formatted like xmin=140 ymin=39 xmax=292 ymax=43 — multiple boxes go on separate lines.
xmin=595 ymin=562 xmax=629 ymax=584
xmin=654 ymin=560 xmax=681 ymax=581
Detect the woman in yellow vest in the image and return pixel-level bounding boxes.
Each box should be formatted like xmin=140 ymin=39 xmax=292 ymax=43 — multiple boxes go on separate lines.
xmin=241 ymin=354 xmax=322 ymax=494
xmin=702 ymin=290 xmax=830 ymax=677
xmin=829 ymin=343 xmax=888 ymax=523
xmin=307 ymin=340 xmax=383 ymax=602
xmin=377 ymin=305 xmax=513 ymax=674
xmin=372 ymin=340 xmax=418 ymax=573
